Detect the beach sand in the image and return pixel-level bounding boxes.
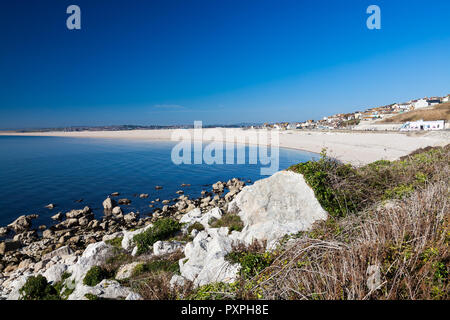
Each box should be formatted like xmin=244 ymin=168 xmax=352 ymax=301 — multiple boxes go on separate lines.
xmin=1 ymin=129 xmax=448 ymax=166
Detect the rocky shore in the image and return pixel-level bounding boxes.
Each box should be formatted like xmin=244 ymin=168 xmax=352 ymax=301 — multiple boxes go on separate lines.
xmin=0 ymin=171 xmax=327 ymax=300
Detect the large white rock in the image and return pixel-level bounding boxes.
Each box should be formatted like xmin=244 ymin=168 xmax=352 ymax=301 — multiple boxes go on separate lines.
xmin=42 ymin=245 xmax=74 ymax=261
xmin=180 ymin=228 xmax=240 ymax=287
xmin=43 ymin=264 xmax=68 ymax=283
xmin=230 ymin=170 xmax=328 ymax=248
xmin=68 ymin=279 xmax=133 ymax=300
xmin=180 ymin=207 xmax=223 ymax=230
xmin=179 ymin=208 xmax=202 ymax=224
xmin=67 ymin=241 xmax=115 ymax=284
xmin=153 ymin=241 xmax=185 ymax=256
xmin=125 ymin=292 xmax=143 ymax=300
xmin=115 ymin=262 xmax=140 ymax=280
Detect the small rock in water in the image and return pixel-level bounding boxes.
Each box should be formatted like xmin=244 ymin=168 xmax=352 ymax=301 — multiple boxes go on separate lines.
xmin=118 ymin=199 xmax=131 ymax=205
xmin=75 ymin=199 xmax=83 ymax=203
xmin=176 ymin=190 xmax=184 ymax=194
xmin=45 ymin=203 xmax=55 ymax=209
xmin=139 ymin=193 xmax=149 ymax=199
xmin=103 ymin=197 xmax=116 ymax=211
xmin=112 ymin=206 xmax=123 ymax=215
xmin=181 ymin=183 xmax=191 ymax=187
xmin=51 ymin=212 xmax=63 ymax=221
xmin=38 ymin=225 xmax=46 ymax=230
xmin=0 ymin=227 xmax=8 ymax=236
xmin=111 ymin=192 xmax=120 ymax=197
xmin=155 ymin=186 xmax=163 ymax=190
xmin=8 ymin=215 xmax=33 ymax=233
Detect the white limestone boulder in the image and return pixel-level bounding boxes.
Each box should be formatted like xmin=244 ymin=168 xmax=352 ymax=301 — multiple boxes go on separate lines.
xmin=67 ymin=241 xmax=115 ymax=284
xmin=115 ymin=262 xmax=140 ymax=280
xmin=43 ymin=263 xmax=68 ymax=283
xmin=180 ymin=228 xmax=240 ymax=287
xmin=153 ymin=240 xmax=185 ymax=256
xmin=230 ymin=170 xmax=328 ymax=248
xmin=180 ymin=207 xmax=223 ymax=230
xmin=68 ymin=279 xmax=133 ymax=300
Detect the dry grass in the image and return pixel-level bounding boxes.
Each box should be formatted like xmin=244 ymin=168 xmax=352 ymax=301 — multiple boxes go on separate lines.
xmin=380 ymin=102 xmax=450 ymax=123
xmin=122 ymin=250 xmax=193 ymax=300
xmin=239 ymin=178 xmax=449 ymax=300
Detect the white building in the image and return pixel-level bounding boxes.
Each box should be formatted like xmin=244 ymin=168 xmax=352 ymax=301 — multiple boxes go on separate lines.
xmin=443 ymin=95 xmax=449 ymax=102
xmin=287 ymin=123 xmax=296 ymax=130
xmin=413 ymin=99 xmax=429 ymax=109
xmin=394 ymin=103 xmax=413 ymax=110
xmin=400 ymin=120 xmax=445 ymax=131
xmin=427 ymin=98 xmax=441 ymax=106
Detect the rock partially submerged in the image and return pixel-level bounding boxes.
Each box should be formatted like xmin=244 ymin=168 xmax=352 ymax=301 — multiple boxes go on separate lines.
xmin=7 ymin=215 xmax=37 ymax=234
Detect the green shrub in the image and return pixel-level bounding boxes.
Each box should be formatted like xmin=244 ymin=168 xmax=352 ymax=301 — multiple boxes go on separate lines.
xmin=289 ymin=149 xmax=357 ymax=217
xmin=187 ymin=282 xmax=239 ymax=300
xmin=105 ymin=237 xmax=123 ymax=249
xmin=384 ymin=184 xmax=414 ymax=200
xmin=84 ymin=293 xmax=100 ymax=300
xmin=19 ymin=275 xmax=60 ymax=300
xmin=83 ymin=266 xmax=111 ymax=287
xmin=187 ymin=222 xmax=205 ymax=234
xmin=132 ymin=259 xmax=180 ymax=277
xmin=209 ymin=214 xmax=244 ymax=233
xmin=52 ymin=272 xmax=72 ymax=299
xmin=289 ymin=146 xmax=449 ymax=217
xmin=227 ymin=251 xmax=274 ymax=279
xmin=225 ymin=240 xmax=273 ymax=279
xmin=133 ymin=218 xmax=182 ymax=255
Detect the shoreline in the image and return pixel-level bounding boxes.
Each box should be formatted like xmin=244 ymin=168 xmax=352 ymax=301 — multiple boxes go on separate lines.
xmin=1 ymin=128 xmax=449 ymax=165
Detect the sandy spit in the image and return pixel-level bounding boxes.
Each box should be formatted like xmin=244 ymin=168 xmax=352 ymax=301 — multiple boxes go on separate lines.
xmin=1 ymin=129 xmax=448 ymax=166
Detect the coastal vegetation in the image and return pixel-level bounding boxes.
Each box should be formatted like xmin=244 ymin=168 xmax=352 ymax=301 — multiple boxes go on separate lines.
xmin=187 ymin=144 xmax=449 ymax=300
xmin=133 ymin=218 xmax=182 ymax=255
xmin=289 ymin=145 xmax=449 ymax=217
xmin=83 ymin=266 xmax=113 ymax=287
xmin=209 ymin=213 xmax=244 ymax=233
xmin=3 ymin=145 xmax=449 ymax=300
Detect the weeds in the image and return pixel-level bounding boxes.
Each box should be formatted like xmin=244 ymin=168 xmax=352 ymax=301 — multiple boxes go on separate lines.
xmin=209 ymin=214 xmax=244 ymax=233
xmin=133 ymin=218 xmax=182 ymax=255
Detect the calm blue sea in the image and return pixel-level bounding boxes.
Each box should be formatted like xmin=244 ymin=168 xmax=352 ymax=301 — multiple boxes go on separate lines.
xmin=0 ymin=136 xmax=318 ymax=229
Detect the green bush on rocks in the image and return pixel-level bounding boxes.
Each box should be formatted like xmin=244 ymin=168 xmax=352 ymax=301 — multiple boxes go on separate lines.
xmin=133 ymin=218 xmax=182 ymax=255
xmin=19 ymin=275 xmax=60 ymax=300
xmin=83 ymin=266 xmax=112 ymax=287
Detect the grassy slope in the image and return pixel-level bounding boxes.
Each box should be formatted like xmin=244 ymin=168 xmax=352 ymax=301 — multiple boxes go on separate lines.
xmin=379 ymin=102 xmax=450 ymax=123
xmin=190 ymin=145 xmax=449 ymax=300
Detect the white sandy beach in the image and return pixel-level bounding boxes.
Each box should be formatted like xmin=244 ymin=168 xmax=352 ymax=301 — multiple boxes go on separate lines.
xmin=1 ymin=129 xmax=448 ymax=166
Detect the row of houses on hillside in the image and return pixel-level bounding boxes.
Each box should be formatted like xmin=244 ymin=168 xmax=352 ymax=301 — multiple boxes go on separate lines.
xmin=256 ymin=93 xmax=449 ymax=131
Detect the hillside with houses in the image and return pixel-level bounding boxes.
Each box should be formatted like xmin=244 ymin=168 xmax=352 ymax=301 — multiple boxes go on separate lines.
xmin=258 ymin=93 xmax=450 ymax=132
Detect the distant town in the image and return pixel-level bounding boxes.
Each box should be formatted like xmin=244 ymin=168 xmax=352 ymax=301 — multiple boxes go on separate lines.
xmin=11 ymin=93 xmax=450 ymax=133
xmin=256 ymin=93 xmax=449 ymax=132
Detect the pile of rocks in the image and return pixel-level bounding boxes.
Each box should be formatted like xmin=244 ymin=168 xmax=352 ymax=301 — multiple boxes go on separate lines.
xmin=0 ymin=178 xmax=248 ymax=298
xmin=1 ymin=172 xmax=328 ymax=300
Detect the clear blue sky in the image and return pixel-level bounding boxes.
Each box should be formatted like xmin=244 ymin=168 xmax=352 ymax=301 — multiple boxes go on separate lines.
xmin=0 ymin=0 xmax=449 ymax=128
